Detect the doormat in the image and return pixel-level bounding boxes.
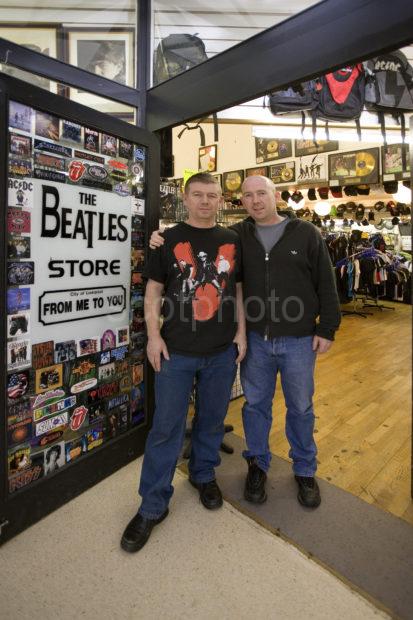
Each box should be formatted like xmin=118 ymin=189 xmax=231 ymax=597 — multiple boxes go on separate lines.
xmin=180 ymin=433 xmax=413 ymax=619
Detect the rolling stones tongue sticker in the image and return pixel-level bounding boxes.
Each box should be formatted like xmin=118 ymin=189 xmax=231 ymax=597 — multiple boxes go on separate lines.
xmin=68 ymin=160 xmax=86 ymax=182
xmin=70 ymin=405 xmax=88 ymax=431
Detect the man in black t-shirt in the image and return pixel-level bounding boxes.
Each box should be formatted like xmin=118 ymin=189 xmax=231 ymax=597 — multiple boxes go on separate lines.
xmin=121 ymin=173 xmax=246 ymax=554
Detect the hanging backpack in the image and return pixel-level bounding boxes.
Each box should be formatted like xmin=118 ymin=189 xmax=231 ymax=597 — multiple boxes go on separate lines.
xmin=364 ymin=50 xmax=413 ymax=163
xmin=154 ymin=34 xmax=208 ymax=85
xmin=266 ymin=81 xmax=319 ymax=140
xmin=315 ymin=64 xmax=365 ymax=138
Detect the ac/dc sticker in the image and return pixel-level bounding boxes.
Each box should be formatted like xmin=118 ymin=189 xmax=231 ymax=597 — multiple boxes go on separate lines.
xmin=34 ymin=168 xmax=66 ymax=183
xmin=9 ymin=158 xmax=32 ymax=177
xmin=8 ymin=177 xmax=33 ymax=208
xmin=8 ymin=208 xmax=30 ymax=234
xmin=32 ymin=340 xmax=54 ymax=370
xmin=34 ymin=139 xmax=72 ymax=158
xmin=84 ymin=128 xmax=99 ymax=153
xmin=74 ymin=149 xmax=104 ymax=165
xmin=10 ymin=133 xmax=31 ymax=157
xmin=7 ymin=261 xmax=34 ymax=285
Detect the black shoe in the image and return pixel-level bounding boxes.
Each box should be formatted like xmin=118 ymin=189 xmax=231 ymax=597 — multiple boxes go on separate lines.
xmin=189 ymin=478 xmax=223 ymax=510
xmin=295 ymin=476 xmax=321 ymax=508
xmin=120 ymin=509 xmax=169 ymax=553
xmin=244 ymin=458 xmax=267 ymax=504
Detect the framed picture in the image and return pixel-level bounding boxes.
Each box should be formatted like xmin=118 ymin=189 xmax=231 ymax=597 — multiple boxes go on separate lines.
xmin=66 ymin=28 xmax=135 ymax=114
xmin=198 ymin=144 xmax=217 ymax=172
xmin=246 ymin=166 xmax=268 ymax=177
xmin=381 ymin=144 xmax=410 ymax=181
xmin=328 ymin=147 xmax=380 ymax=185
xmin=255 ymin=138 xmax=292 ymax=163
xmin=294 ymin=139 xmax=339 ymax=157
xmin=269 ymin=161 xmax=296 ymax=185
xmin=222 ymin=170 xmax=244 ymax=199
xmin=0 ymin=25 xmax=58 ymax=92
xmin=296 ymin=154 xmax=327 ymax=183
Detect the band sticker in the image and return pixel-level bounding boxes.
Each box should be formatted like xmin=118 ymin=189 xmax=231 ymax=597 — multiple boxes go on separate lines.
xmin=7 ymin=339 xmax=31 ymax=371
xmin=10 ymin=133 xmax=31 ymax=157
xmin=32 ymin=341 xmax=54 ymax=370
xmin=35 ymin=363 xmax=63 ymax=394
xmin=8 ymin=177 xmax=34 ymax=208
xmin=34 ymin=139 xmax=72 ymax=158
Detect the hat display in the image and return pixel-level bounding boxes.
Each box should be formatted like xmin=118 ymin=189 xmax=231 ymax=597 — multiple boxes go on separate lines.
xmin=330 ymin=187 xmax=343 ymax=198
xmin=383 ymin=180 xmax=398 ymax=194
xmin=318 ymin=187 xmax=329 ymax=199
xmin=307 ymin=188 xmax=317 ymax=201
xmin=344 ymin=186 xmax=358 ymax=196
xmin=355 ymin=204 xmax=365 ymax=220
xmin=290 ymin=190 xmax=304 ymax=203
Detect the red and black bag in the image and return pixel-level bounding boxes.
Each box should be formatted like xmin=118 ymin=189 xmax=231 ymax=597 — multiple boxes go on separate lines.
xmin=315 ymin=64 xmax=366 ymax=138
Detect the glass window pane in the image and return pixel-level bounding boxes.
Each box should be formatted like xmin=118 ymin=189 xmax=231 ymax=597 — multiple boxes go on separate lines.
xmin=152 ymin=0 xmax=321 ymax=85
xmin=0 ymin=1 xmax=137 ymax=88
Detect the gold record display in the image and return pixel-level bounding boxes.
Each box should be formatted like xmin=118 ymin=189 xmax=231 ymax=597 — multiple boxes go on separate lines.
xmin=255 ymin=138 xmax=293 ymax=164
xmin=223 ymin=169 xmax=244 ymax=198
xmin=269 ymin=161 xmax=296 ymax=185
xmin=328 ymin=147 xmax=379 ymax=185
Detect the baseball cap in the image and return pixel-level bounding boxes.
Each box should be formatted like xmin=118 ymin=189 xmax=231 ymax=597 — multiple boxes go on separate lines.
xmin=330 ymin=187 xmax=343 ymax=198
xmin=357 ymin=185 xmax=370 ymax=195
xmin=374 ymin=201 xmax=385 ymax=211
xmin=391 ymin=216 xmax=400 ymax=226
xmin=344 ymin=186 xmax=358 ymax=196
xmin=318 ymin=187 xmax=329 ymax=199
xmin=290 ymin=190 xmax=304 ymax=203
xmin=355 ymin=204 xmax=365 ymax=219
xmin=281 ymin=190 xmax=291 ymax=202
xmin=346 ymin=201 xmax=357 ymax=213
xmin=336 ymin=203 xmax=346 ymax=217
xmin=307 ymin=188 xmax=317 ymax=201
xmin=383 ymin=181 xmax=398 ymax=194
xmin=368 ymin=211 xmax=375 ymax=221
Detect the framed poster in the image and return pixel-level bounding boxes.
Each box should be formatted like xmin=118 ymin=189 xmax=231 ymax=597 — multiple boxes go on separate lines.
xmin=269 ymin=161 xmax=295 ymax=185
xmin=198 ymin=144 xmax=217 ymax=172
xmin=381 ymin=143 xmax=410 ymax=181
xmin=329 ymin=148 xmax=380 ymax=185
xmin=0 ymin=26 xmax=58 ymax=92
xmin=296 ymin=153 xmax=327 ymax=183
xmin=245 ymin=166 xmax=268 ymax=177
xmin=67 ymin=28 xmax=135 ymax=113
xmin=255 ymin=138 xmax=292 ymax=163
xmin=222 ymin=170 xmax=244 ymax=199
xmin=294 ymin=139 xmax=339 ymax=157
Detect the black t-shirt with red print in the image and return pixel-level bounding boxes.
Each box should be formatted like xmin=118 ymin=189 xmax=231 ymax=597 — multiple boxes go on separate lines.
xmin=143 ymin=222 xmax=242 ymax=356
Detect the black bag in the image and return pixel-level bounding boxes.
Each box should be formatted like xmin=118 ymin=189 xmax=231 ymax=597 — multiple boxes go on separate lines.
xmin=154 ymin=34 xmax=208 ymax=85
xmin=267 ymin=81 xmax=319 ymax=114
xmin=364 ymin=50 xmax=413 ymax=156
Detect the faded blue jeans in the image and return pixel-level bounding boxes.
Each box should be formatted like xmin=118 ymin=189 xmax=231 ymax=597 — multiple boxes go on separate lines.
xmin=138 ymin=344 xmax=237 ymax=519
xmin=241 ymin=331 xmax=317 ymax=477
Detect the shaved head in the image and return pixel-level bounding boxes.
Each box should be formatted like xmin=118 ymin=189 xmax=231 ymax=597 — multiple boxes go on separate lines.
xmin=242 ymin=175 xmax=276 ymax=193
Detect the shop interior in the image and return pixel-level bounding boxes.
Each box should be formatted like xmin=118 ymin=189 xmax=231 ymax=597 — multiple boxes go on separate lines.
xmin=159 ymin=52 xmax=413 ymax=525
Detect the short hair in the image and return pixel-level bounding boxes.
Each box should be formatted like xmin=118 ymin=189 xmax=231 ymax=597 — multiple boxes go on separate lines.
xmin=184 ymin=172 xmax=221 ymax=193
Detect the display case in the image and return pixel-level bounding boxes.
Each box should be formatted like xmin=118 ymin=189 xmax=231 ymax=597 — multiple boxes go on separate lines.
xmin=0 ymin=74 xmax=160 ymax=544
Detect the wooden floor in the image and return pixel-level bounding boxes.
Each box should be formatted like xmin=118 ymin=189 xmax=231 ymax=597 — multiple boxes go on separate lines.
xmin=225 ymin=302 xmax=413 ymax=526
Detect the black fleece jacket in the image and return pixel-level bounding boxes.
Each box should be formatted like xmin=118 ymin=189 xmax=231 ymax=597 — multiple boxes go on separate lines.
xmin=231 ymin=214 xmax=341 ymax=341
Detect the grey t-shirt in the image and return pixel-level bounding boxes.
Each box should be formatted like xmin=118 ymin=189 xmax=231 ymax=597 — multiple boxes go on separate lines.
xmin=256 ymin=217 xmax=289 ymax=253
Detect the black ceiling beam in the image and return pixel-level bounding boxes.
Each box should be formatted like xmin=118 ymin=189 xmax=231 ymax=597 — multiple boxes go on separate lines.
xmin=0 ymin=37 xmax=139 ymax=108
xmin=146 ymin=0 xmax=413 ymax=132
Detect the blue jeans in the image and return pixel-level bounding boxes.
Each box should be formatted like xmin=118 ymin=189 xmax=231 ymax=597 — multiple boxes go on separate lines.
xmin=241 ymin=332 xmax=317 ymax=477
xmin=138 ymin=344 xmax=237 ymax=519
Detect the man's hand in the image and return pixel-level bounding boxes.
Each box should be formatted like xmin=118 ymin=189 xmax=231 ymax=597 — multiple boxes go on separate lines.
xmin=149 ymin=228 xmax=165 ymax=250
xmin=312 ymin=335 xmax=333 ymax=354
xmin=233 ymin=331 xmax=247 ymax=363
xmin=147 ymin=335 xmax=170 ymax=371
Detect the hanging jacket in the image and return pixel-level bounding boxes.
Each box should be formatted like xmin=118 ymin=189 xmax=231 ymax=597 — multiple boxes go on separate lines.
xmin=230 ymin=215 xmax=341 ymax=340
